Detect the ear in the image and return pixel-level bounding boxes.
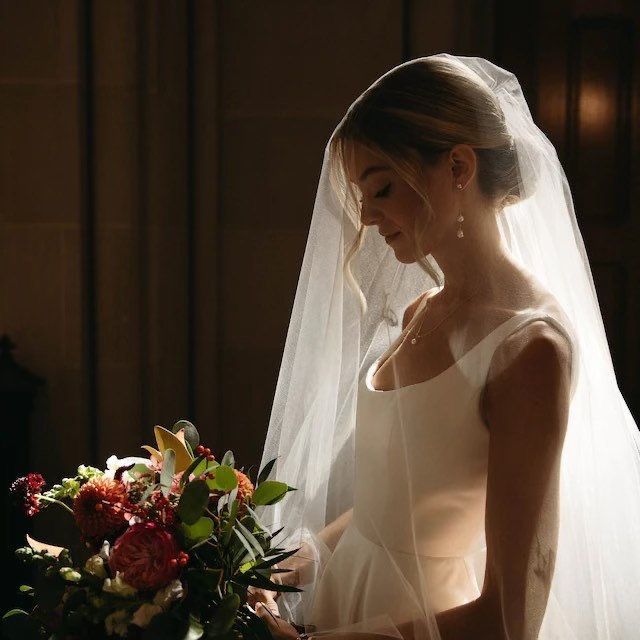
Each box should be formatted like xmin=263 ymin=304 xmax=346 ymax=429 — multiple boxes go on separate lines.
xmin=448 ymin=144 xmax=476 ymax=187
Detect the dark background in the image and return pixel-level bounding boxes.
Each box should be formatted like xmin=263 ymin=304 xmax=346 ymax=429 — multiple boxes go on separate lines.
xmin=1 ymin=0 xmax=638 ymax=554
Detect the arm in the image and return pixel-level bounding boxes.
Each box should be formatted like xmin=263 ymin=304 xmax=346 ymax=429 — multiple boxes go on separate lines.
xmin=393 ymin=320 xmax=572 ymax=640
xmin=273 ymin=509 xmax=354 ymax=591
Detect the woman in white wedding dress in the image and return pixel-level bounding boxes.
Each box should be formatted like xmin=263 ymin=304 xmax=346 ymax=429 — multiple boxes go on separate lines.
xmin=249 ymin=55 xmax=640 ymax=640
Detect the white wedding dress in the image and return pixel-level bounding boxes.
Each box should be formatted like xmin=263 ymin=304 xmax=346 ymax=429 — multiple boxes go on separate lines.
xmin=308 ymin=305 xmax=577 ymax=629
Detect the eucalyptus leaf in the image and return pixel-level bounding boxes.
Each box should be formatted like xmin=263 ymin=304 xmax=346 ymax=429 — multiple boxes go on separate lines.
xmin=221 ymin=450 xmax=235 ymax=468
xmin=160 ymin=448 xmax=176 ymax=497
xmin=208 ymin=465 xmax=237 ymax=492
xmin=181 ymin=516 xmax=214 ymax=543
xmin=178 ymin=479 xmax=210 ymax=525
xmin=172 ymin=419 xmax=200 ymax=451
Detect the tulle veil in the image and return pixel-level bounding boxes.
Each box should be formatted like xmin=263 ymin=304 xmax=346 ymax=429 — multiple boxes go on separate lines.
xmin=255 ymin=54 xmax=640 ymax=639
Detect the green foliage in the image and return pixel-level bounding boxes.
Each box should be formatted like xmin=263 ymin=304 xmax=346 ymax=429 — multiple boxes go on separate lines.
xmin=207 ymin=465 xmax=237 ymax=492
xmin=178 ymin=479 xmax=210 ymax=525
xmin=1 ymin=609 xmax=41 ymax=640
xmin=181 ymin=516 xmax=214 ymax=544
xmin=251 ymin=480 xmax=293 ymax=506
xmin=172 ymin=419 xmax=200 ymax=451
xmin=161 ymin=448 xmax=177 ymax=497
xmin=40 ymin=464 xmax=103 ymax=505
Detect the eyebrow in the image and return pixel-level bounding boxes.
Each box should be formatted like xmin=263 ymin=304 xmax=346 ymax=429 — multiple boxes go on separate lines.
xmin=358 ymin=164 xmax=390 ymax=183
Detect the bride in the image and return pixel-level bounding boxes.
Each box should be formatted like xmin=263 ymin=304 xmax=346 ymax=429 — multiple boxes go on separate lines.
xmin=248 ymin=54 xmax=640 ymax=639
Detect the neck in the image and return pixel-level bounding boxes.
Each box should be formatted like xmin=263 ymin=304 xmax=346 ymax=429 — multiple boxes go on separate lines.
xmin=431 ymin=206 xmax=512 ymax=302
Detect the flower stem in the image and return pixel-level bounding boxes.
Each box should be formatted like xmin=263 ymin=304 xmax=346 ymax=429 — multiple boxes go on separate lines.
xmin=37 ymin=494 xmax=74 ymax=515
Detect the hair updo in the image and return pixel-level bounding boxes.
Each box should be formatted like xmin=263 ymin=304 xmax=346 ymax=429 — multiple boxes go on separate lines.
xmin=329 ymin=57 xmax=527 ymax=295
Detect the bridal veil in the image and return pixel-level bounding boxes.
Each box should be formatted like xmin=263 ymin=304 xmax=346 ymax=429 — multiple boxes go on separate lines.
xmin=256 ymin=54 xmax=640 ymax=639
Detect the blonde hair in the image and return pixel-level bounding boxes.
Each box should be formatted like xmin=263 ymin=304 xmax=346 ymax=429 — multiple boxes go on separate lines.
xmin=329 ymin=57 xmax=522 ymax=312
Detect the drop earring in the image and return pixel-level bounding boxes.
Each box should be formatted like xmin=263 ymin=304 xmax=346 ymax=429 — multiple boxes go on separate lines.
xmin=456 ymin=183 xmax=464 ymax=239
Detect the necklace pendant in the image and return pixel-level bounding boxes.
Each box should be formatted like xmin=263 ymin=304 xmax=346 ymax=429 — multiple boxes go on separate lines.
xmin=411 ymin=337 xmax=417 ymax=345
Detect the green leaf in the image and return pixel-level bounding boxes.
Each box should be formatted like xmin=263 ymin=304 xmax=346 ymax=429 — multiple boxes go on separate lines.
xmin=181 ymin=516 xmax=214 ymax=542
xmin=251 ymin=480 xmax=290 ymax=506
xmin=252 ymin=545 xmax=302 ymax=571
xmin=131 ymin=462 xmax=153 ymax=475
xmin=234 ymin=571 xmax=303 ymax=593
xmin=235 ymin=519 xmax=265 ymax=559
xmin=257 ymin=458 xmax=277 ymax=486
xmin=233 ymin=528 xmax=256 ymax=561
xmin=185 ymin=567 xmax=224 ymax=591
xmin=206 ymin=465 xmax=237 ymax=492
xmin=205 ymin=593 xmax=239 ymax=636
xmin=221 ymin=499 xmax=239 ymax=546
xmin=178 ymin=479 xmax=210 ymax=525
xmin=18 ymin=585 xmax=33 ymax=593
xmin=172 ymin=419 xmax=200 ymax=451
xmin=221 ymin=450 xmax=235 ymax=468
xmin=160 ymin=448 xmax=176 ymax=497
xmin=180 ymin=455 xmax=207 ymax=487
xmin=1 ymin=609 xmax=41 ymax=640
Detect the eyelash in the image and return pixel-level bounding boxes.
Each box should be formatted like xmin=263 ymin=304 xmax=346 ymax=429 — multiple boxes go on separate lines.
xmin=359 ymin=183 xmax=392 ymax=203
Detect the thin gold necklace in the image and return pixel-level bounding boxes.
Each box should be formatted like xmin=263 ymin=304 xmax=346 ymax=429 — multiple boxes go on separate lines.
xmin=409 ymin=291 xmax=477 ymax=345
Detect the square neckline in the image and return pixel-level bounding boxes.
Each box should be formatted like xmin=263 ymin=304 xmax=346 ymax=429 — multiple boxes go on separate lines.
xmin=364 ymin=311 xmax=529 ymax=394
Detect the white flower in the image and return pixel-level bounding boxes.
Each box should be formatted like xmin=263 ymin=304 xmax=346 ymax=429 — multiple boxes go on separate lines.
xmin=152 ymin=579 xmax=184 ymax=609
xmin=105 ymin=609 xmax=130 ymax=637
xmin=131 ymin=602 xmax=163 ymax=628
xmin=104 ymin=455 xmax=151 ymax=480
xmin=84 ymin=554 xmax=107 ymax=578
xmin=99 ymin=539 xmax=111 ymax=561
xmin=102 ymin=572 xmax=137 ymax=598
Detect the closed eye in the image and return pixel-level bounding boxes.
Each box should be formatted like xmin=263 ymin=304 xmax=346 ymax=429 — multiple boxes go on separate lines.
xmin=358 ymin=183 xmax=392 ymax=205
xmin=375 ymin=183 xmax=392 ymax=198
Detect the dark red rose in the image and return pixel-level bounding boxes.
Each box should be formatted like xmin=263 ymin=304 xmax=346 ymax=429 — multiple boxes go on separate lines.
xmin=109 ymin=522 xmax=185 ymax=590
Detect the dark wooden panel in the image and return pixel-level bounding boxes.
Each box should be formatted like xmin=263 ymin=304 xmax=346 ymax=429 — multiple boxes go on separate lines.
xmin=566 ymin=17 xmax=633 ymax=223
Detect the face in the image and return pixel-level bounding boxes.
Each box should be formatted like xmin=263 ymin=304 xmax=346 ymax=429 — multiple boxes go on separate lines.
xmin=345 ymin=141 xmax=463 ymax=264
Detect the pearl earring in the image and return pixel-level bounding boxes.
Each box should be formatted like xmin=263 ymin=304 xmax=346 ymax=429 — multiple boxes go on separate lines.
xmin=456 ymin=183 xmax=464 ymax=238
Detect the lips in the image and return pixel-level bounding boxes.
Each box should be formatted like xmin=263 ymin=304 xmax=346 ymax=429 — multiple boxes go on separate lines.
xmin=384 ymin=231 xmax=401 ymax=243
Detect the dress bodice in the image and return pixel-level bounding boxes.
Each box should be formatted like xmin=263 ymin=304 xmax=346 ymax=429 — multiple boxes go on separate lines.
xmin=352 ymin=309 xmax=577 ymax=559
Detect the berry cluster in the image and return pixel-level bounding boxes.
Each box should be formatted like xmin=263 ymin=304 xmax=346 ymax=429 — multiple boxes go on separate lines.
xmin=195 ymin=444 xmax=216 ymax=462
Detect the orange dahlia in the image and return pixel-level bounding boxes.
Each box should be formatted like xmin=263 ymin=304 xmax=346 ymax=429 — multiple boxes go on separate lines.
xmin=234 ymin=469 xmax=254 ymax=503
xmin=73 ymin=476 xmax=128 ymax=540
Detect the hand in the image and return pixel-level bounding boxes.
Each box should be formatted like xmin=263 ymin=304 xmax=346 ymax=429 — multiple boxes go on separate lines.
xmin=247 ymin=563 xmax=299 ymax=608
xmin=254 ymin=597 xmax=300 ymax=640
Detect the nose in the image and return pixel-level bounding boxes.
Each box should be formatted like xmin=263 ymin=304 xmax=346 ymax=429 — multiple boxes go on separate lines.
xmin=359 ymin=200 xmax=381 ymax=227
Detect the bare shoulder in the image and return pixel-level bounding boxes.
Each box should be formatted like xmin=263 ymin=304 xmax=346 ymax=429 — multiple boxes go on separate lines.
xmin=402 ymin=286 xmax=440 ymax=330
xmin=482 ymin=317 xmax=573 ymax=432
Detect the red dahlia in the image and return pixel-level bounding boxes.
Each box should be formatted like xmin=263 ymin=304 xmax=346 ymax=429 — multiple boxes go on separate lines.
xmin=73 ymin=476 xmax=128 ymax=540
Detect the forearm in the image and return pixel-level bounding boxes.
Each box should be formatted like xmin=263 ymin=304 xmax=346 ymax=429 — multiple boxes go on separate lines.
xmin=317 ymin=507 xmax=353 ymax=552
xmin=278 ymin=508 xmax=354 ymax=588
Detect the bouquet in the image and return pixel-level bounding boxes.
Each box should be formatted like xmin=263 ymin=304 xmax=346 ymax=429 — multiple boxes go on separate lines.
xmin=2 ymin=420 xmax=301 ymax=640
